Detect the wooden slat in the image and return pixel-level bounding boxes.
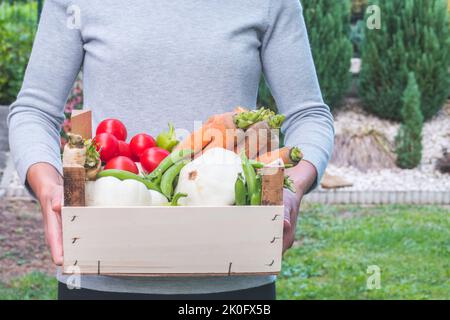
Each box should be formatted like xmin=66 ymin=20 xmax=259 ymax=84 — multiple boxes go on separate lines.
xmin=63 ymin=166 xmax=85 ymax=207
xmin=261 ymin=166 xmax=285 ymax=206
xmin=71 ymin=110 xmax=92 ymax=140
xmin=62 ymin=206 xmax=284 ymax=276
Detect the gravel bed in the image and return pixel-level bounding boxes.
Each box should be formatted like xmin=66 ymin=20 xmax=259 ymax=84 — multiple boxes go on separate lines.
xmin=329 ymin=99 xmax=450 ymax=192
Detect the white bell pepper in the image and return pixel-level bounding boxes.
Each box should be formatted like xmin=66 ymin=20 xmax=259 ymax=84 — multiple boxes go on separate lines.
xmin=87 ymin=176 xmax=154 ymax=207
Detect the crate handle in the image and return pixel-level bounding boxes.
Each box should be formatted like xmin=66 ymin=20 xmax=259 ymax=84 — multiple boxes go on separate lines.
xmin=72 ymin=237 xmax=80 ymax=244
xmin=270 ymin=237 xmax=281 ymax=244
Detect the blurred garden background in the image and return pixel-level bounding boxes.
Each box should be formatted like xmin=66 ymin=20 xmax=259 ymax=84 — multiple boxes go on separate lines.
xmin=0 ymin=0 xmax=449 ymax=300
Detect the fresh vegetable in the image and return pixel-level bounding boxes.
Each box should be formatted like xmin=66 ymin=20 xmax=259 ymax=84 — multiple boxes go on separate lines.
xmin=174 ymin=109 xmax=245 ymax=155
xmin=170 ymin=193 xmax=188 ymax=206
xmin=174 ymin=148 xmax=243 ymax=206
xmin=149 ymin=190 xmax=169 ymax=206
xmin=233 ymin=107 xmax=286 ymax=130
xmin=267 ymin=114 xmax=286 ymax=129
xmin=156 ymin=123 xmax=179 ymax=152
xmin=235 ymin=121 xmax=273 ymax=159
xmin=160 ymin=159 xmax=189 ymax=199
xmin=140 ymin=147 xmax=170 ymax=174
xmin=241 ymin=152 xmax=257 ymax=199
xmin=234 ymin=173 xmax=247 ymax=206
xmin=129 ymin=133 xmax=156 ymax=159
xmin=84 ymin=139 xmax=101 ymax=180
xmin=97 ymin=169 xmax=161 ymax=192
xmin=284 ymin=176 xmax=297 ymax=193
xmin=62 ymin=133 xmax=86 ymax=166
xmin=96 ymin=118 xmax=127 ymax=141
xmin=147 ymin=149 xmax=193 ymax=181
xmin=240 ymin=152 xmax=262 ymax=206
xmin=250 ymin=175 xmax=262 ymax=206
xmin=105 ymin=156 xmax=139 ymax=174
xmin=94 ymin=132 xmax=120 ymax=162
xmin=87 ymin=176 xmax=152 ymax=207
xmin=257 ymin=147 xmax=303 ymax=165
xmin=62 ymin=134 xmax=101 ymax=180
xmin=173 ymin=119 xmax=226 ymax=155
xmin=249 ymin=160 xmax=265 ymax=169
xmin=118 ymin=141 xmax=133 ymax=158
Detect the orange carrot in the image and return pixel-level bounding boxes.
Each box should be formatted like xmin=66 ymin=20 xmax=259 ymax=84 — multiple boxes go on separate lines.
xmin=257 ymin=147 xmax=303 ymax=165
xmin=175 ymin=109 xmax=247 ymax=155
xmin=173 ymin=126 xmax=214 ymax=154
xmin=235 ymin=121 xmax=272 ymax=159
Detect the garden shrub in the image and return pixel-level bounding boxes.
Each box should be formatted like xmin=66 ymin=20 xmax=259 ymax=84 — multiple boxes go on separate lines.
xmin=395 ymin=73 xmax=423 ymax=169
xmin=258 ymin=0 xmax=353 ymax=111
xmin=0 ymin=1 xmax=36 ymax=105
xmin=359 ymin=0 xmax=450 ymax=121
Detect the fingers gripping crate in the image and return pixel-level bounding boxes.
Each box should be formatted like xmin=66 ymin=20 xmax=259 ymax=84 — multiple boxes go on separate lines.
xmin=62 ymin=111 xmax=285 ymax=276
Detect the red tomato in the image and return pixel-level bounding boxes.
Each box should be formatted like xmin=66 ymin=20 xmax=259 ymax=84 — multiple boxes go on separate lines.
xmin=118 ymin=141 xmax=133 ymax=158
xmin=140 ymin=147 xmax=170 ymax=174
xmin=130 ymin=133 xmax=156 ymax=159
xmin=105 ymin=156 xmax=139 ymax=174
xmin=94 ymin=133 xmax=119 ymax=162
xmin=96 ymin=119 xmax=127 ymax=141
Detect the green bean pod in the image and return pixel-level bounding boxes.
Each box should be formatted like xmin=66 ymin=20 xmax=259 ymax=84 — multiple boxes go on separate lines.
xmin=170 ymin=193 xmax=188 ymax=206
xmin=234 ymin=173 xmax=247 ymax=206
xmin=160 ymin=160 xmax=189 ymax=199
xmin=241 ymin=152 xmax=257 ymax=197
xmin=249 ymin=160 xmax=265 ymax=169
xmin=147 ymin=149 xmax=193 ymax=181
xmin=250 ymin=175 xmax=262 ymax=206
xmin=97 ymin=169 xmax=161 ymax=192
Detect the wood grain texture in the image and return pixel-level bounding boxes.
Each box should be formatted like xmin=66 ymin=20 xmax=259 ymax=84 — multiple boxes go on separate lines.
xmin=63 ymin=166 xmax=85 ymax=207
xmin=71 ymin=110 xmax=92 ymax=140
xmin=62 ymin=206 xmax=284 ymax=276
xmin=261 ymin=166 xmax=285 ymax=206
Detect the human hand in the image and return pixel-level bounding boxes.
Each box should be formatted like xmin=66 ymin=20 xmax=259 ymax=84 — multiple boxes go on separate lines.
xmin=282 ymin=160 xmax=317 ymax=254
xmin=282 ymin=189 xmax=302 ymax=254
xmin=27 ymin=163 xmax=64 ymax=265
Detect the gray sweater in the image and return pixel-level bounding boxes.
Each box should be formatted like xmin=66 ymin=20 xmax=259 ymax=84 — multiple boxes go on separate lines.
xmin=8 ymin=0 xmax=334 ymax=294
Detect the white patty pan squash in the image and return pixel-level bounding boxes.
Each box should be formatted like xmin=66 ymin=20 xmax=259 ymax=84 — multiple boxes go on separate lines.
xmin=175 ymin=147 xmax=243 ymax=206
xmin=86 ymin=176 xmax=168 ymax=207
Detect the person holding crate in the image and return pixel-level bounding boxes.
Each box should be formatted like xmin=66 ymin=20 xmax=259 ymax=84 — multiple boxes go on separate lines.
xmin=8 ymin=0 xmax=334 ymax=300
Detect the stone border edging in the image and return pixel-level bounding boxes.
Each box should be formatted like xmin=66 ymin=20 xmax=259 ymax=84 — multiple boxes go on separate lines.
xmin=303 ymin=189 xmax=450 ymax=205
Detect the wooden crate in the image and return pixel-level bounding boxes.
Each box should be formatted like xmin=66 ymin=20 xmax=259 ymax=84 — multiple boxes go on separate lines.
xmin=62 ymin=110 xmax=285 ymax=276
xmin=62 ymin=205 xmax=284 ymax=276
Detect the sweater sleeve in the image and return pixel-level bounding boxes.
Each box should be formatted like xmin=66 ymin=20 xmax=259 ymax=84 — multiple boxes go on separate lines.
xmin=260 ymin=0 xmax=335 ymax=192
xmin=7 ymin=0 xmax=84 ymax=194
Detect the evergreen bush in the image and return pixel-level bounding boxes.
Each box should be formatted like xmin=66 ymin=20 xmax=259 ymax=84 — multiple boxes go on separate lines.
xmin=395 ymin=73 xmax=424 ymax=169
xmin=359 ymin=0 xmax=450 ymax=121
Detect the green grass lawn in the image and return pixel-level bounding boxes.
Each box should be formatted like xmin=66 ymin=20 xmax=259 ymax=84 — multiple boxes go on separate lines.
xmin=0 ymin=204 xmax=448 ymax=300
xmin=0 ymin=272 xmax=56 ymax=300
xmin=278 ymin=204 xmax=450 ymax=300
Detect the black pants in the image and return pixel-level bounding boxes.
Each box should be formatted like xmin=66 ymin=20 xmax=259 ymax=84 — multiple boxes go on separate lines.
xmin=58 ymin=282 xmax=276 ymax=300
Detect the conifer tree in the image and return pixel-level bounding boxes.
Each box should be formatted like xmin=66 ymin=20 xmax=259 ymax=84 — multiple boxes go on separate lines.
xmin=395 ymin=73 xmax=424 ymax=169
xmin=360 ymin=0 xmax=450 ymax=121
